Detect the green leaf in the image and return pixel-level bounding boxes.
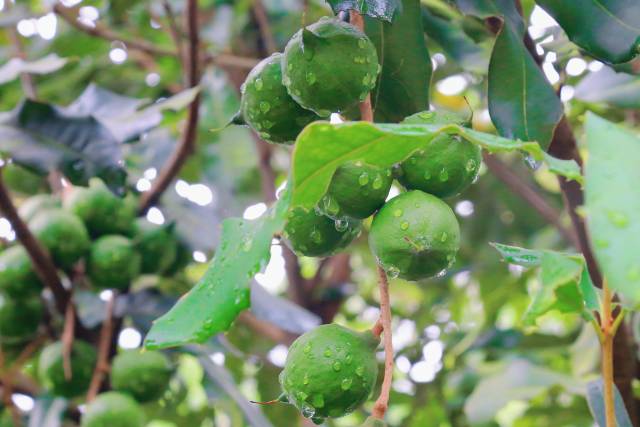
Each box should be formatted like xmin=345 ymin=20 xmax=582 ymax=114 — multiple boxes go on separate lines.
xmin=291 ymin=121 xmax=581 ymax=210
xmin=490 ymin=242 xmax=543 ymax=266
xmin=488 ymin=21 xmax=563 ymax=150
xmin=536 ymin=0 xmax=640 ymax=64
xmin=574 ymin=67 xmax=640 ymax=109
xmin=324 ymin=0 xmax=400 ymax=21
xmin=542 ymin=152 xmax=584 ymax=183
xmin=0 ymin=54 xmax=68 ymax=85
xmin=0 ymin=100 xmax=126 ymax=193
xmin=579 ymin=267 xmax=601 ymax=313
xmin=365 ymin=0 xmax=432 ymax=122
xmin=28 ymin=397 xmax=67 ymax=427
xmin=144 ymin=191 xmax=291 ymax=349
xmin=454 ymin=0 xmax=524 ymax=34
xmin=586 ymin=379 xmax=633 ymax=427
xmin=422 ymin=8 xmax=489 ymax=73
xmin=584 ymin=113 xmax=640 ymax=306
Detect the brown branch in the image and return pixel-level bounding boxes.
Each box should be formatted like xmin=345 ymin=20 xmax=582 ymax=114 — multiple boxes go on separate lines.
xmin=62 ymin=301 xmax=75 ymax=380
xmin=371 ymin=266 xmax=393 ymax=420
xmin=86 ymin=293 xmax=115 ymax=402
xmin=482 ymin=152 xmax=578 ymax=247
xmin=252 ymin=0 xmax=278 ymax=55
xmin=138 ymin=0 xmax=202 ymax=213
xmin=0 ymin=171 xmax=68 ymax=313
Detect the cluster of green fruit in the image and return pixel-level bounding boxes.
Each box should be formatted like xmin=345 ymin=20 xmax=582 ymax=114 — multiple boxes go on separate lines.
xmin=0 ymin=179 xmax=183 ymax=349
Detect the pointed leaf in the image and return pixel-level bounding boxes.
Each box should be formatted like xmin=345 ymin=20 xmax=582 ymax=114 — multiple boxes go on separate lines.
xmin=537 ymin=0 xmax=640 ymax=64
xmin=587 ymin=379 xmax=633 ymax=427
xmin=365 ymin=0 xmax=432 ymax=122
xmin=488 ymin=21 xmax=563 ymax=149
xmin=584 ymin=114 xmax=640 ymax=306
xmin=144 ymin=192 xmax=291 ymax=349
xmin=0 ymin=54 xmax=67 ymax=85
xmin=325 ymin=0 xmax=400 ymax=21
xmin=490 ymin=242 xmax=543 ymax=266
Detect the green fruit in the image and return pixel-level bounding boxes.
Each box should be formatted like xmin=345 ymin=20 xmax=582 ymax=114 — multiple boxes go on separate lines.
xmin=396 ymin=111 xmax=481 ymax=198
xmin=29 ymin=209 xmax=90 ymax=269
xmin=237 ymin=53 xmax=320 ymax=144
xmin=282 ymin=17 xmax=379 ymax=115
xmin=81 ymin=392 xmax=145 ymax=427
xmin=3 ymin=163 xmax=46 ymax=195
xmin=0 ymin=293 xmax=43 ymax=343
xmin=38 ymin=340 xmax=97 ymax=398
xmin=18 ymin=194 xmax=60 ymax=222
xmin=0 ymin=410 xmax=17 ymax=427
xmin=87 ymin=235 xmax=141 ymax=290
xmin=284 ymin=208 xmax=361 ymax=257
xmin=279 ymin=324 xmax=379 ymax=423
xmin=0 ymin=246 xmax=43 ymax=298
xmin=322 ymin=161 xmax=393 ymax=219
xmin=132 ymin=219 xmax=177 ymax=275
xmin=110 ymin=350 xmax=173 ymax=402
xmin=369 ymin=191 xmax=460 ymax=280
xmin=64 ymin=179 xmax=136 ymax=237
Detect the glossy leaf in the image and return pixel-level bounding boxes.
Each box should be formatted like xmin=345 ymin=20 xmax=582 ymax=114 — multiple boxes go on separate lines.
xmin=0 ymin=99 xmax=127 ymax=193
xmin=455 ymin=0 xmax=524 ymax=34
xmin=537 ymin=0 xmax=640 ymax=64
xmin=587 ymin=379 xmax=633 ymax=427
xmin=325 ymin=0 xmax=400 ymax=21
xmin=365 ymin=0 xmax=432 ymax=122
xmin=488 ymin=21 xmax=563 ymax=150
xmin=144 ymin=192 xmax=290 ymax=349
xmin=290 ymin=121 xmax=581 ymax=209
xmin=584 ymin=113 xmax=640 ymax=306
xmin=574 ymin=67 xmax=640 ymax=109
xmin=422 ymin=8 xmax=489 ymax=73
xmin=0 ymin=54 xmax=67 ymax=85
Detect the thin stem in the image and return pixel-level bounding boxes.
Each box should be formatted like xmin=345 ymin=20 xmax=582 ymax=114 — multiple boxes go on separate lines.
xmin=252 ymin=0 xmax=278 ymax=54
xmin=62 ymin=301 xmax=76 ymax=380
xmin=601 ymin=280 xmax=616 ymax=427
xmin=372 ymin=265 xmax=393 ymax=420
xmin=86 ymin=293 xmax=115 ymax=402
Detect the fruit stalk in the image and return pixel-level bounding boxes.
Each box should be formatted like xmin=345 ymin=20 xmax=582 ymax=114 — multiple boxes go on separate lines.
xmin=601 ymin=280 xmax=616 ymax=427
xmin=86 ymin=292 xmax=116 ymax=402
xmin=372 ymin=265 xmax=394 ymax=420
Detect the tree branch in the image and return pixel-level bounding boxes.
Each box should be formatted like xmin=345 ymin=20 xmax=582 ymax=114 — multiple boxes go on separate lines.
xmin=62 ymin=301 xmax=76 ymax=380
xmin=0 ymin=171 xmax=69 ymax=313
xmin=86 ymin=293 xmax=115 ymax=402
xmin=481 ymin=152 xmax=577 ymax=246
xmin=252 ymin=0 xmax=278 ymax=55
xmin=139 ymin=0 xmax=202 ymax=213
xmin=371 ymin=266 xmax=393 ymax=420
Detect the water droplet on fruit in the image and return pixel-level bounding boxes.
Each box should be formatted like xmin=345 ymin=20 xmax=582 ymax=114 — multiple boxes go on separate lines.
xmin=297 ymin=391 xmax=308 ymax=402
xmin=372 ymin=174 xmax=383 ymax=189
xmin=607 ymin=211 xmax=629 ymax=228
xmin=355 ymin=366 xmax=365 ymax=377
xmin=386 ymin=266 xmax=400 ymax=278
xmin=400 ymin=221 xmax=409 ymax=230
xmin=362 ymin=74 xmax=370 ymax=85
xmin=310 ymin=229 xmax=323 ymax=244
xmin=358 ymin=173 xmax=369 ymax=186
xmin=358 ymin=38 xmax=367 ymax=49
xmin=439 ymin=169 xmax=449 ymax=182
xmin=341 ymin=378 xmax=353 ymax=390
xmin=262 ymin=120 xmax=274 ymax=129
xmin=334 ymin=219 xmax=348 ymax=232
xmin=466 ymin=159 xmax=477 ymax=172
xmin=345 ymin=354 xmax=353 ymax=365
xmin=255 ymin=78 xmax=263 ymax=90
xmin=393 ymin=209 xmax=403 ymax=217
xmin=303 ymin=343 xmax=312 ymax=354
xmin=312 ymin=394 xmax=325 ymax=408
xmin=259 ymin=101 xmax=271 ymax=112
xmin=305 ymin=72 xmax=317 ymax=85
xmin=423 ymin=170 xmax=432 ymax=180
xmin=322 ymin=195 xmax=340 ymax=216
xmin=303 ymin=373 xmax=310 ymax=385
xmin=440 ymin=232 xmax=448 ymax=242
xmin=332 ymin=361 xmax=342 ymax=371
xmin=324 ymin=349 xmax=332 ymax=357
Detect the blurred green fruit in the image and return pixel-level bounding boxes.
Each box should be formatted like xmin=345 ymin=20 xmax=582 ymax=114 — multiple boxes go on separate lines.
xmin=3 ymin=163 xmax=46 ymax=195
xmin=81 ymin=392 xmax=145 ymax=427
xmin=132 ymin=219 xmax=177 ymax=275
xmin=0 ymin=246 xmax=43 ymax=298
xmin=38 ymin=340 xmax=97 ymax=398
xmin=87 ymin=235 xmax=141 ymax=290
xmin=110 ymin=350 xmax=173 ymax=402
xmin=29 ymin=209 xmax=90 ymax=269
xmin=0 ymin=293 xmax=43 ymax=343
xmin=18 ymin=194 xmax=60 ymax=222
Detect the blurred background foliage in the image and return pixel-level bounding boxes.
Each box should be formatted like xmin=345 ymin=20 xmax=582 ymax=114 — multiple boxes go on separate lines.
xmin=0 ymin=0 xmax=639 ymax=426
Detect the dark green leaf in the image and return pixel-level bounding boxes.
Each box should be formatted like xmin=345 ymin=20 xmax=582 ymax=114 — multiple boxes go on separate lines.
xmin=144 ymin=192 xmax=291 ymax=349
xmin=490 ymin=242 xmax=543 ymax=266
xmin=586 ymin=379 xmax=633 ymax=427
xmin=365 ymin=0 xmax=432 ymax=122
xmin=536 ymin=0 xmax=640 ymax=64
xmin=488 ymin=21 xmax=563 ymax=150
xmin=291 ymin=121 xmax=581 ymax=210
xmin=325 ymin=0 xmax=400 ymax=21
xmin=0 ymin=54 xmax=67 ymax=85
xmin=454 ymin=0 xmax=524 ymax=34
xmin=584 ymin=113 xmax=640 ymax=306
xmin=422 ymin=8 xmax=489 ymax=73
xmin=28 ymin=397 xmax=67 ymax=427
xmin=574 ymin=67 xmax=640 ymax=109
xmin=0 ymin=99 xmax=126 ymax=193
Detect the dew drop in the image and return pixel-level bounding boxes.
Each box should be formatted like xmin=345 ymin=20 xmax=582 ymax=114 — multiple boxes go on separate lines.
xmin=466 ymin=159 xmax=477 ymax=172
xmin=400 ymin=221 xmax=409 ymax=230
xmin=345 ymin=354 xmax=353 ymax=365
xmin=312 ymin=394 xmax=325 ymax=408
xmin=310 ymin=229 xmax=323 ymax=244
xmin=332 ymin=361 xmax=342 ymax=372
xmin=254 ymin=78 xmax=263 ymax=90
xmin=262 ymin=119 xmax=274 ymax=129
xmin=324 ymin=349 xmax=332 ymax=357
xmin=303 ymin=343 xmax=312 ymax=354
xmin=341 ymin=378 xmax=353 ymax=390
xmin=439 ymin=169 xmax=449 ymax=182
xmin=303 ymin=373 xmax=310 ymax=385
xmin=301 ymin=404 xmax=315 ymax=419
xmin=358 ymin=173 xmax=369 ymax=186
xmin=334 ymin=219 xmax=349 ymax=232
xmin=355 ymin=366 xmax=365 ymax=377
xmin=393 ymin=209 xmax=403 ymax=218
xmin=440 ymin=232 xmax=448 ymax=242
xmin=358 ymin=38 xmax=367 ymax=49
xmin=423 ymin=170 xmax=432 ymax=180
xmin=372 ymin=174 xmax=383 ymax=189
xmin=386 ymin=266 xmax=400 ymax=278
xmin=259 ymin=101 xmax=271 ymax=113
xmin=306 ymin=72 xmax=317 ymax=85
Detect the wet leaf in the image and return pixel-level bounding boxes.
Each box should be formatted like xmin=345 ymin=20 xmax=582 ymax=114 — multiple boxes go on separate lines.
xmin=0 ymin=54 xmax=67 ymax=85
xmin=325 ymin=0 xmax=401 ymax=21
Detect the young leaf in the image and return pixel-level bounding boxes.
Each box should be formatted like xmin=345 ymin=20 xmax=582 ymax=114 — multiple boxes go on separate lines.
xmin=0 ymin=54 xmax=67 ymax=85
xmin=488 ymin=21 xmax=563 ymax=150
xmin=587 ymin=379 xmax=633 ymax=427
xmin=584 ymin=114 xmax=640 ymax=306
xmin=325 ymin=0 xmax=400 ymax=21
xmin=365 ymin=0 xmax=432 ymax=122
xmin=536 ymin=0 xmax=640 ymax=64
xmin=291 ymin=121 xmax=581 ymax=210
xmin=144 ymin=191 xmax=290 ymax=349
xmin=0 ymin=99 xmax=126 ymax=193
xmin=490 ymin=242 xmax=543 ymax=266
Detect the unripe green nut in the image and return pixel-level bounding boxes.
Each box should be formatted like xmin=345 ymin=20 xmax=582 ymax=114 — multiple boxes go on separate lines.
xmin=38 ymin=340 xmax=97 ymax=398
xmin=110 ymin=350 xmax=173 ymax=402
xmin=64 ymin=179 xmax=135 ymax=237
xmin=0 ymin=293 xmax=43 ymax=343
xmin=283 ymin=208 xmax=361 ymax=257
xmin=369 ymin=190 xmax=460 ymax=280
xmin=3 ymin=163 xmax=46 ymax=195
xmin=279 ymin=324 xmax=379 ymax=423
xmin=81 ymin=392 xmax=145 ymax=427
xmin=87 ymin=235 xmax=141 ymax=290
xmin=321 ymin=161 xmax=393 ymax=219
xmin=0 ymin=246 xmax=43 ymax=298
xmin=396 ymin=111 xmax=481 ymax=198
xmin=133 ymin=219 xmax=178 ymax=275
xmin=18 ymin=194 xmax=60 ymax=222
xmin=29 ymin=209 xmax=90 ymax=269
xmin=238 ymin=53 xmax=320 ymax=144
xmin=282 ymin=17 xmax=379 ymax=116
